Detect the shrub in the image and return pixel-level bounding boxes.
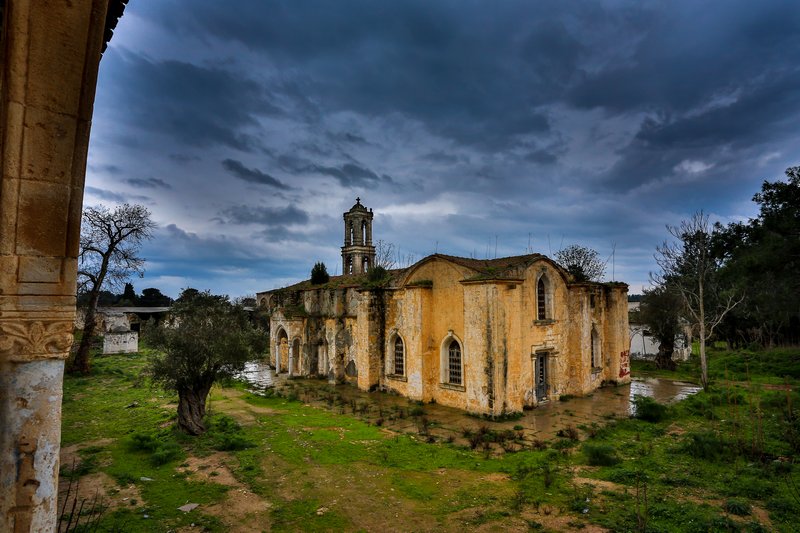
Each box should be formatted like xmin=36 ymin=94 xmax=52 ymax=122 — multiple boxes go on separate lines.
xmin=556 ymin=426 xmax=580 ymax=440
xmin=150 ymin=441 xmax=181 ymax=465
xmin=682 ymin=431 xmax=728 ymax=461
xmin=582 ymin=443 xmax=620 ymax=466
xmin=724 ymin=498 xmax=751 ymax=516
xmin=632 ymin=395 xmax=667 ymax=422
xmin=128 ymin=432 xmax=160 ymax=453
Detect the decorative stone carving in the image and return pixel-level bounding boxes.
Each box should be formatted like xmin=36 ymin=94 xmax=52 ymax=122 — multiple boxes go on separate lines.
xmin=0 ymin=320 xmax=73 ymax=361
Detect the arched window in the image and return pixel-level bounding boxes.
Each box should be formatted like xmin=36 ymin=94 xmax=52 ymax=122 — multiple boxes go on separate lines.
xmin=349 ymin=222 xmax=354 ymax=245
xmin=537 ymin=276 xmax=548 ymax=320
xmin=363 ymin=256 xmax=370 ymax=272
xmin=447 ymin=339 xmax=462 ymax=385
xmin=362 ymin=220 xmax=367 ymax=244
xmin=393 ymin=336 xmax=405 ymax=375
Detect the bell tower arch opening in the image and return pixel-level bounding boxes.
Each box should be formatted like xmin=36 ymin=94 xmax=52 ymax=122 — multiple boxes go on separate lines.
xmin=341 ymin=198 xmax=376 ymax=275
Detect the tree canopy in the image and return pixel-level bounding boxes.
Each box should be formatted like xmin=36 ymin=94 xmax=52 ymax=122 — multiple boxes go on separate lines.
xmin=555 ymin=244 xmax=606 ymax=282
xmin=310 ymin=262 xmax=330 ymax=285
xmin=147 ymin=291 xmax=267 ymax=434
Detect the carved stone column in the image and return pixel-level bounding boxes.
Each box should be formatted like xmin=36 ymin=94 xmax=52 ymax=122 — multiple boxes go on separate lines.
xmin=0 ymin=1 xmax=111 ymax=531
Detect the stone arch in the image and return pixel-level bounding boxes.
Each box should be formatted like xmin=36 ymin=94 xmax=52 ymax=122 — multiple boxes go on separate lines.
xmin=275 ymin=327 xmax=289 ymax=372
xmin=439 ymin=330 xmax=465 ymax=386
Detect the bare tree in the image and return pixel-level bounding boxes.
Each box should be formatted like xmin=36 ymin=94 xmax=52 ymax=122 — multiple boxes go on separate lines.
xmin=73 ymin=204 xmax=156 ymax=374
xmin=654 ymin=211 xmax=743 ymax=390
xmin=375 ymin=239 xmax=397 ymax=269
xmin=555 ymin=244 xmax=606 ymax=281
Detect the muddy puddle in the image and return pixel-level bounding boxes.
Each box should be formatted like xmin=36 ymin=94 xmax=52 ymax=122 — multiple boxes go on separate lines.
xmin=238 ymin=360 xmax=700 ymax=442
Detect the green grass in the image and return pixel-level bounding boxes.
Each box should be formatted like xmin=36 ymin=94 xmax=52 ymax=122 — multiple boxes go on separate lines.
xmin=61 ymin=346 xmax=800 ymax=531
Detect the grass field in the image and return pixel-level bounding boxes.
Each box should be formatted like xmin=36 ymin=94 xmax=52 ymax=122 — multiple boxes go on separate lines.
xmin=60 ymin=344 xmax=800 ymax=531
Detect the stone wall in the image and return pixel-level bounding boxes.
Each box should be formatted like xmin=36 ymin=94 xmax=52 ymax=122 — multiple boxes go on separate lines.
xmin=102 ymin=331 xmax=138 ymax=354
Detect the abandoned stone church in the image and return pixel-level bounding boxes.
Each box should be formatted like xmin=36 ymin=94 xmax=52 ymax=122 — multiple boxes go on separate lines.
xmin=257 ymin=199 xmax=630 ymax=416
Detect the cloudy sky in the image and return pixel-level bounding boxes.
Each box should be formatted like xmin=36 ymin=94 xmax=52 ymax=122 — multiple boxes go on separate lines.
xmin=85 ymin=0 xmax=800 ymax=298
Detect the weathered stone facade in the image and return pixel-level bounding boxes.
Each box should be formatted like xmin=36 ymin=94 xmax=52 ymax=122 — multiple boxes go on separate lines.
xmin=258 ymin=203 xmax=630 ymax=416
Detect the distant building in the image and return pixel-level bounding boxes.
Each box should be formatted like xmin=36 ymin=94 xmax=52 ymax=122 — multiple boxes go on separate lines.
xmin=627 ymin=302 xmax=691 ymax=361
xmin=257 ymin=199 xmax=631 ymax=416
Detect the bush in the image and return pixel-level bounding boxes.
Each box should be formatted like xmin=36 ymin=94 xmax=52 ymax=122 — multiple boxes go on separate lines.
xmin=632 ymin=395 xmax=667 ymax=422
xmin=582 ymin=443 xmax=620 ymax=466
xmin=150 ymin=441 xmax=181 ymax=465
xmin=556 ymin=426 xmax=580 ymax=440
xmin=682 ymin=431 xmax=728 ymax=461
xmin=724 ymin=498 xmax=751 ymax=516
xmin=127 ymin=432 xmax=182 ymax=466
xmin=367 ymin=265 xmax=389 ymax=284
xmin=409 ymin=405 xmax=425 ymax=417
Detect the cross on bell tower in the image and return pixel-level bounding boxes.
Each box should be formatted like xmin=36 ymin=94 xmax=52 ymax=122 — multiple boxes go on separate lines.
xmin=342 ymin=198 xmax=376 ymax=275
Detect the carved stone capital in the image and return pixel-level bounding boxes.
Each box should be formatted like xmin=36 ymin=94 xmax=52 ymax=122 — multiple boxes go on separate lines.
xmin=0 ymin=319 xmax=73 ymax=362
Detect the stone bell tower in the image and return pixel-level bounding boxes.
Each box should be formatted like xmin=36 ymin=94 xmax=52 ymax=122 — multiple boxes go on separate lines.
xmin=342 ymin=198 xmax=376 ymax=275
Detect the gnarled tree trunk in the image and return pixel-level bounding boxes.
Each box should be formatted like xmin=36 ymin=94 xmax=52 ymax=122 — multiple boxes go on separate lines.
xmin=654 ymin=336 xmax=676 ymax=371
xmin=72 ymin=292 xmax=101 ymax=374
xmin=177 ymin=383 xmax=213 ymax=435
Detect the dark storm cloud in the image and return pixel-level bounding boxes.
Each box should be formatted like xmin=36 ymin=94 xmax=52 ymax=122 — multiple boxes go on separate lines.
xmin=150 ymin=1 xmax=596 ymax=150
xmin=89 ymin=164 xmax=123 ymax=175
xmin=269 ymin=152 xmax=390 ymax=188
xmin=158 ymin=224 xmax=258 ymax=260
xmin=92 ymin=0 xmax=800 ymax=295
xmin=568 ymin=2 xmax=800 ymax=114
xmin=219 ymin=205 xmax=309 ymax=226
xmin=85 ymin=186 xmax=150 ymax=203
xmin=222 ymin=159 xmax=290 ymax=189
xmin=124 ymin=177 xmax=172 ymax=189
xmin=103 ymin=51 xmax=280 ymax=151
xmin=310 ymin=163 xmax=391 ymax=188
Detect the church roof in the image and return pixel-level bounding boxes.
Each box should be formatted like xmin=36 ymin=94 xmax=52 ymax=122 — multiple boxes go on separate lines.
xmin=432 ymin=253 xmax=547 ymax=275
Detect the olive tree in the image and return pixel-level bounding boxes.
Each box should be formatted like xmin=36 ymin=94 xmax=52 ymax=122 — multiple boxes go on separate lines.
xmin=147 ymin=290 xmax=267 ymax=435
xmin=74 ymin=204 xmax=155 ymax=374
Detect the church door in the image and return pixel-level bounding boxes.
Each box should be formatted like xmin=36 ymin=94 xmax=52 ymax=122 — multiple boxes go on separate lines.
xmin=535 ymin=353 xmax=548 ymax=400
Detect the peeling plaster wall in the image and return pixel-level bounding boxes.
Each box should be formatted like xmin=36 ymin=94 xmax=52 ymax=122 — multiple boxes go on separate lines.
xmin=264 ymin=258 xmax=629 ymax=416
xmin=0 ymin=361 xmax=65 ymax=532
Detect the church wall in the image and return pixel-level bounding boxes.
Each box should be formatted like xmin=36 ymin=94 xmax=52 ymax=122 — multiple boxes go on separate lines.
xmin=264 ymin=257 xmax=629 ymax=416
xmin=522 ymin=262 xmax=570 ymax=402
xmin=383 ymin=285 xmax=431 ymax=401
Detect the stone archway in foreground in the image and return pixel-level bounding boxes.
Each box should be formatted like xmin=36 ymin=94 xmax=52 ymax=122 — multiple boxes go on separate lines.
xmin=1 ymin=1 xmax=126 ymax=530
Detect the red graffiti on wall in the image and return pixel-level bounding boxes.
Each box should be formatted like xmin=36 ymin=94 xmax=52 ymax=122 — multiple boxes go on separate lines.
xmin=619 ymin=350 xmax=630 ymax=378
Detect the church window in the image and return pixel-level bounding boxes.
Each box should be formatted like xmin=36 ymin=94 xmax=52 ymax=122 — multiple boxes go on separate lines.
xmin=362 ymin=220 xmax=367 ymax=244
xmin=394 ymin=336 xmax=405 ymax=375
xmin=349 ymin=222 xmax=354 ymax=245
xmin=537 ymin=276 xmax=549 ymax=320
xmin=447 ymin=339 xmax=462 ymax=385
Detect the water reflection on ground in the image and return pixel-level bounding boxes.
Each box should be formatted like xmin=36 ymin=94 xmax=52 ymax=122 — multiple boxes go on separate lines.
xmin=237 ymin=360 xmax=701 ymax=441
